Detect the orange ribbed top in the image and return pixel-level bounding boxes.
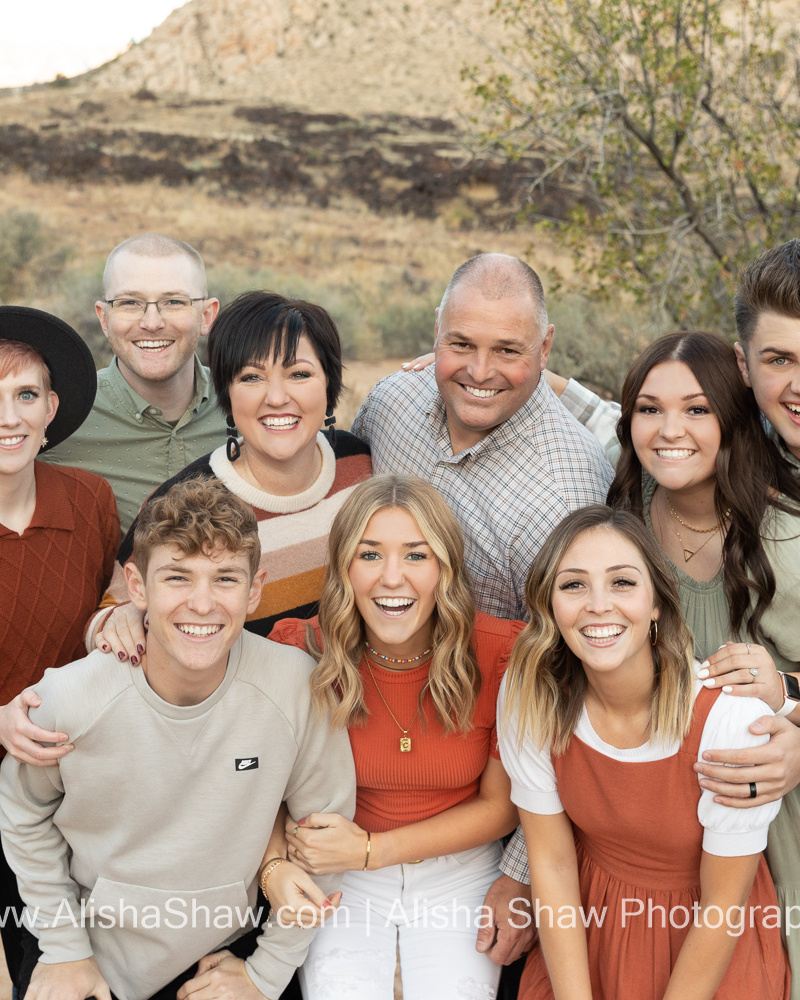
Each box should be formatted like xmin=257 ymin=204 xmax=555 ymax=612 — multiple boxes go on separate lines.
xmin=269 ymin=611 xmax=523 ymax=832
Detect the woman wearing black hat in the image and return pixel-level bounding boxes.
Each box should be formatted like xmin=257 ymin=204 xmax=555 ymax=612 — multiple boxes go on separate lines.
xmin=0 ymin=307 xmax=119 ymax=982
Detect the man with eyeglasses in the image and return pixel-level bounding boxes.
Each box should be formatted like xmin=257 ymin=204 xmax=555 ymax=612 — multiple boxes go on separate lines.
xmin=43 ymin=233 xmax=225 ymax=537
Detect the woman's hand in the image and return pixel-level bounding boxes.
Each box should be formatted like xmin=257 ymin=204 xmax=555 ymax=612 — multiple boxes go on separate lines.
xmin=0 ymin=691 xmax=71 ymax=766
xmin=263 ymin=859 xmax=342 ymax=928
xmin=95 ymin=603 xmax=147 ymax=665
xmin=696 ymin=643 xmax=783 ymax=713
xmin=285 ymin=813 xmax=369 ymax=874
xmin=400 ymin=353 xmax=435 ymax=372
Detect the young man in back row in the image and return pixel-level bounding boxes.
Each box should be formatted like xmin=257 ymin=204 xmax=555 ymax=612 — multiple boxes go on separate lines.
xmin=0 ymin=477 xmax=355 ymax=1000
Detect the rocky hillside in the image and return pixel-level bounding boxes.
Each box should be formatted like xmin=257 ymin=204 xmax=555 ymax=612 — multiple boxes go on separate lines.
xmin=90 ymin=0 xmax=507 ymax=119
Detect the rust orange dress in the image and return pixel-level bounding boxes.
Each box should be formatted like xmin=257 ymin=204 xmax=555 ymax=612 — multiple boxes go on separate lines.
xmin=516 ymin=688 xmax=789 ymax=1000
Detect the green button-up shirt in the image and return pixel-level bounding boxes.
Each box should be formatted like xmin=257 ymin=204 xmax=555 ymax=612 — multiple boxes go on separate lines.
xmin=42 ymin=357 xmax=227 ymax=538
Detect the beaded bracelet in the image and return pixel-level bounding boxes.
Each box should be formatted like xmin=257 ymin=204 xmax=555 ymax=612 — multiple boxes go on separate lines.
xmin=258 ymin=856 xmax=288 ymax=901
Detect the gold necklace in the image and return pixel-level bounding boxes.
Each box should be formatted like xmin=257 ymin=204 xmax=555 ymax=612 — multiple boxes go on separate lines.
xmin=665 ymin=495 xmax=725 ymax=562
xmin=365 ymin=660 xmax=420 ymax=752
xmin=666 ymin=493 xmax=730 ymax=533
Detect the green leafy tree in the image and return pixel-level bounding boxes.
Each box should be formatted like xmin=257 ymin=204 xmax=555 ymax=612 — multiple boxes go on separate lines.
xmin=471 ymin=0 xmax=800 ymax=335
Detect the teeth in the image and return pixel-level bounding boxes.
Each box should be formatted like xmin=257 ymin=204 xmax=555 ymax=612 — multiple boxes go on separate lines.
xmin=464 ymin=386 xmax=500 ymax=398
xmin=581 ymin=626 xmax=624 ymax=639
xmin=784 ymin=403 xmax=800 ymax=415
xmin=656 ymin=449 xmax=695 ymax=459
xmin=0 ymin=436 xmax=24 ymax=445
xmin=375 ymin=598 xmax=414 ymax=608
xmin=262 ymin=416 xmax=300 ymax=428
xmin=176 ymin=624 xmax=223 ymax=636
xmin=135 ymin=340 xmax=172 ymax=349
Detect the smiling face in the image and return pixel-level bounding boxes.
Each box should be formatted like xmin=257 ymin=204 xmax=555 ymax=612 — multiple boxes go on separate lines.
xmin=348 ymin=506 xmax=441 ymax=661
xmin=227 ymin=334 xmax=329 ymax=471
xmin=551 ymin=527 xmax=659 ymax=681
xmin=630 ymin=360 xmax=721 ymax=496
xmin=0 ymin=362 xmax=58 ymax=478
xmin=125 ymin=544 xmax=265 ymax=705
xmin=96 ymin=250 xmax=218 ymax=392
xmin=736 ymin=311 xmax=800 ymax=460
xmin=433 ymin=284 xmax=553 ymax=453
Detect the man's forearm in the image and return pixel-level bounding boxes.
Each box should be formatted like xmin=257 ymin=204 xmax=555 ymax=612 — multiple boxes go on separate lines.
xmin=500 ymin=825 xmax=531 ymax=885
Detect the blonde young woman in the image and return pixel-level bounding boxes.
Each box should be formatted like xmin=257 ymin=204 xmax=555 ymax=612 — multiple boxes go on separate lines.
xmin=263 ymin=474 xmax=520 ymax=1000
xmin=498 ymin=504 xmax=788 ymax=1000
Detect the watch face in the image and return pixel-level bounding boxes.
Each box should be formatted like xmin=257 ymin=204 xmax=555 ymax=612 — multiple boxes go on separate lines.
xmin=782 ymin=672 xmax=800 ymax=702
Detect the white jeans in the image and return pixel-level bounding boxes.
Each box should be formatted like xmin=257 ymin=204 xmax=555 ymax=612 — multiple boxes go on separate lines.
xmin=298 ymin=840 xmax=503 ymax=1000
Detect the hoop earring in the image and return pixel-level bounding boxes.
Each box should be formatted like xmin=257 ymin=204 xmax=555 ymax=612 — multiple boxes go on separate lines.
xmin=324 ymin=405 xmax=337 ymax=448
xmin=226 ymin=415 xmax=241 ymax=462
xmin=650 ymin=619 xmax=658 ymax=646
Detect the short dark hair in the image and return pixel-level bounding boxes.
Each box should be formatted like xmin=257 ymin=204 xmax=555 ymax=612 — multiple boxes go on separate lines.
xmin=734 ymin=239 xmax=800 ymax=349
xmin=208 ymin=291 xmax=343 ymax=415
xmin=133 ymin=477 xmax=260 ymax=579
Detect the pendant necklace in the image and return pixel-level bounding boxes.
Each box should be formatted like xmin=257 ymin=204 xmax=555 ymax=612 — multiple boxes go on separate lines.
xmin=365 ymin=658 xmax=423 ymax=752
xmin=665 ymin=492 xmax=730 ymax=562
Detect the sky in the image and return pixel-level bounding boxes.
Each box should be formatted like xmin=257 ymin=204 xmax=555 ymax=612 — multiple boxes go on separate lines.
xmin=2 ymin=1 xmax=189 ymax=88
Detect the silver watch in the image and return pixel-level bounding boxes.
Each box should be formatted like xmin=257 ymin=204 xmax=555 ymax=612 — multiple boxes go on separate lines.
xmin=776 ymin=672 xmax=800 ymax=717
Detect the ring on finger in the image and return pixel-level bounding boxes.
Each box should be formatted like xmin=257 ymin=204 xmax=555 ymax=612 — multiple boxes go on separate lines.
xmin=746 ymin=642 xmax=752 ymax=654
xmin=749 ymin=782 xmax=757 ymax=799
xmin=749 ymin=667 xmax=760 ymax=678
xmin=292 ymin=826 xmax=299 ymax=836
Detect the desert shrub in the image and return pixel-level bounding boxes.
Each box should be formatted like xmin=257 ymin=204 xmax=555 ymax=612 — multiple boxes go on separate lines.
xmin=0 ymin=212 xmax=71 ymax=304
xmin=547 ymin=292 xmax=650 ymax=399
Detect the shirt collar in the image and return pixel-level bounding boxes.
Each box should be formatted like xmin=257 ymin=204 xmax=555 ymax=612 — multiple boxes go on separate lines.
xmin=427 ymin=372 xmax=549 ymax=459
xmin=107 ymin=355 xmax=210 ymax=420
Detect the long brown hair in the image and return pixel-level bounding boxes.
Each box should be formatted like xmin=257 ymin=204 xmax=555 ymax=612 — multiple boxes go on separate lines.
xmin=310 ymin=475 xmax=480 ymax=731
xmin=607 ymin=331 xmax=800 ymax=640
xmin=503 ymin=505 xmax=694 ymax=754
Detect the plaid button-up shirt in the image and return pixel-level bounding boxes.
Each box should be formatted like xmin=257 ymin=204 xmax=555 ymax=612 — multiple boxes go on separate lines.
xmin=351 ymin=367 xmax=614 ymax=622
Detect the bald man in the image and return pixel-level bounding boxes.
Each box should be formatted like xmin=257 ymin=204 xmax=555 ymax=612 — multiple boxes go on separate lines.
xmin=351 ymin=252 xmax=614 ymax=621
xmin=43 ymin=234 xmax=226 ymax=536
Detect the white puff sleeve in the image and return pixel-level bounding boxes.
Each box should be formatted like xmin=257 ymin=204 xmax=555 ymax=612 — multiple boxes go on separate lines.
xmin=697 ymin=692 xmax=781 ymax=856
xmin=497 ymin=674 xmax=564 ymax=815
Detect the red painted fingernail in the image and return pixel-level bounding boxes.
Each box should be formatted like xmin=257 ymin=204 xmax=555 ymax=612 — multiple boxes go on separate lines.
xmin=118 ymin=652 xmax=126 ymax=661
xmin=137 ymin=644 xmax=144 ymax=654
xmin=131 ymin=656 xmax=138 ymax=666
xmin=298 ymin=818 xmax=307 ymax=826
xmin=323 ymin=900 xmax=332 ymax=909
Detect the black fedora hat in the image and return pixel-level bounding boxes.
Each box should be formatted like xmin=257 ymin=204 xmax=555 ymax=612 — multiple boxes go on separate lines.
xmin=0 ymin=306 xmax=97 ymax=451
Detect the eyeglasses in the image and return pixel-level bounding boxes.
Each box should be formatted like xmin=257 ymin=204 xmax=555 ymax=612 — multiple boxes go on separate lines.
xmin=104 ymin=297 xmax=207 ymax=317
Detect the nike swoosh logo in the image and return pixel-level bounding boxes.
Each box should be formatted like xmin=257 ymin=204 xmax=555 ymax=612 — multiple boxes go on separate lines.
xmin=238 ymin=759 xmax=256 ymax=770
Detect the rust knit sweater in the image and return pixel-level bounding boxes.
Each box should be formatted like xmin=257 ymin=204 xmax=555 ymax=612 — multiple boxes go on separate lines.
xmin=270 ymin=612 xmax=524 ymax=832
xmin=0 ymin=462 xmax=118 ymax=706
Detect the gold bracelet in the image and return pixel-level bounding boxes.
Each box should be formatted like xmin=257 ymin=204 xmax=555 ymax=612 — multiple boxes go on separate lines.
xmin=362 ymin=832 xmax=371 ymax=871
xmin=258 ymin=857 xmax=287 ymax=901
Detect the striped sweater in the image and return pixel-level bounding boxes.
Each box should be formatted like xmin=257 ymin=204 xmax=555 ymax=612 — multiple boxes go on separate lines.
xmin=92 ymin=432 xmax=371 ymax=639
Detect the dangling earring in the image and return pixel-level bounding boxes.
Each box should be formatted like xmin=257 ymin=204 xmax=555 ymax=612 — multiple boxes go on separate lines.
xmin=324 ymin=405 xmax=337 ymax=448
xmin=226 ymin=415 xmax=241 ymax=462
xmin=40 ymin=426 xmax=49 ymax=451
xmin=650 ymin=619 xmax=658 ymax=646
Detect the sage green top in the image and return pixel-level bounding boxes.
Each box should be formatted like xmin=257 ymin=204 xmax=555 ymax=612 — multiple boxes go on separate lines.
xmin=42 ymin=357 xmax=227 ymax=539
xmin=643 ymin=475 xmax=800 ymax=670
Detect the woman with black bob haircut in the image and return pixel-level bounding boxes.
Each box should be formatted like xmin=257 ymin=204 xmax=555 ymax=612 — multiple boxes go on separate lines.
xmin=95 ymin=290 xmax=372 ymax=643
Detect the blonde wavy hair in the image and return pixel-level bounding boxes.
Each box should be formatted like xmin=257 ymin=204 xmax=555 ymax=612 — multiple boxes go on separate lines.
xmin=310 ymin=475 xmax=480 ymax=732
xmin=503 ymin=505 xmax=694 ymax=755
